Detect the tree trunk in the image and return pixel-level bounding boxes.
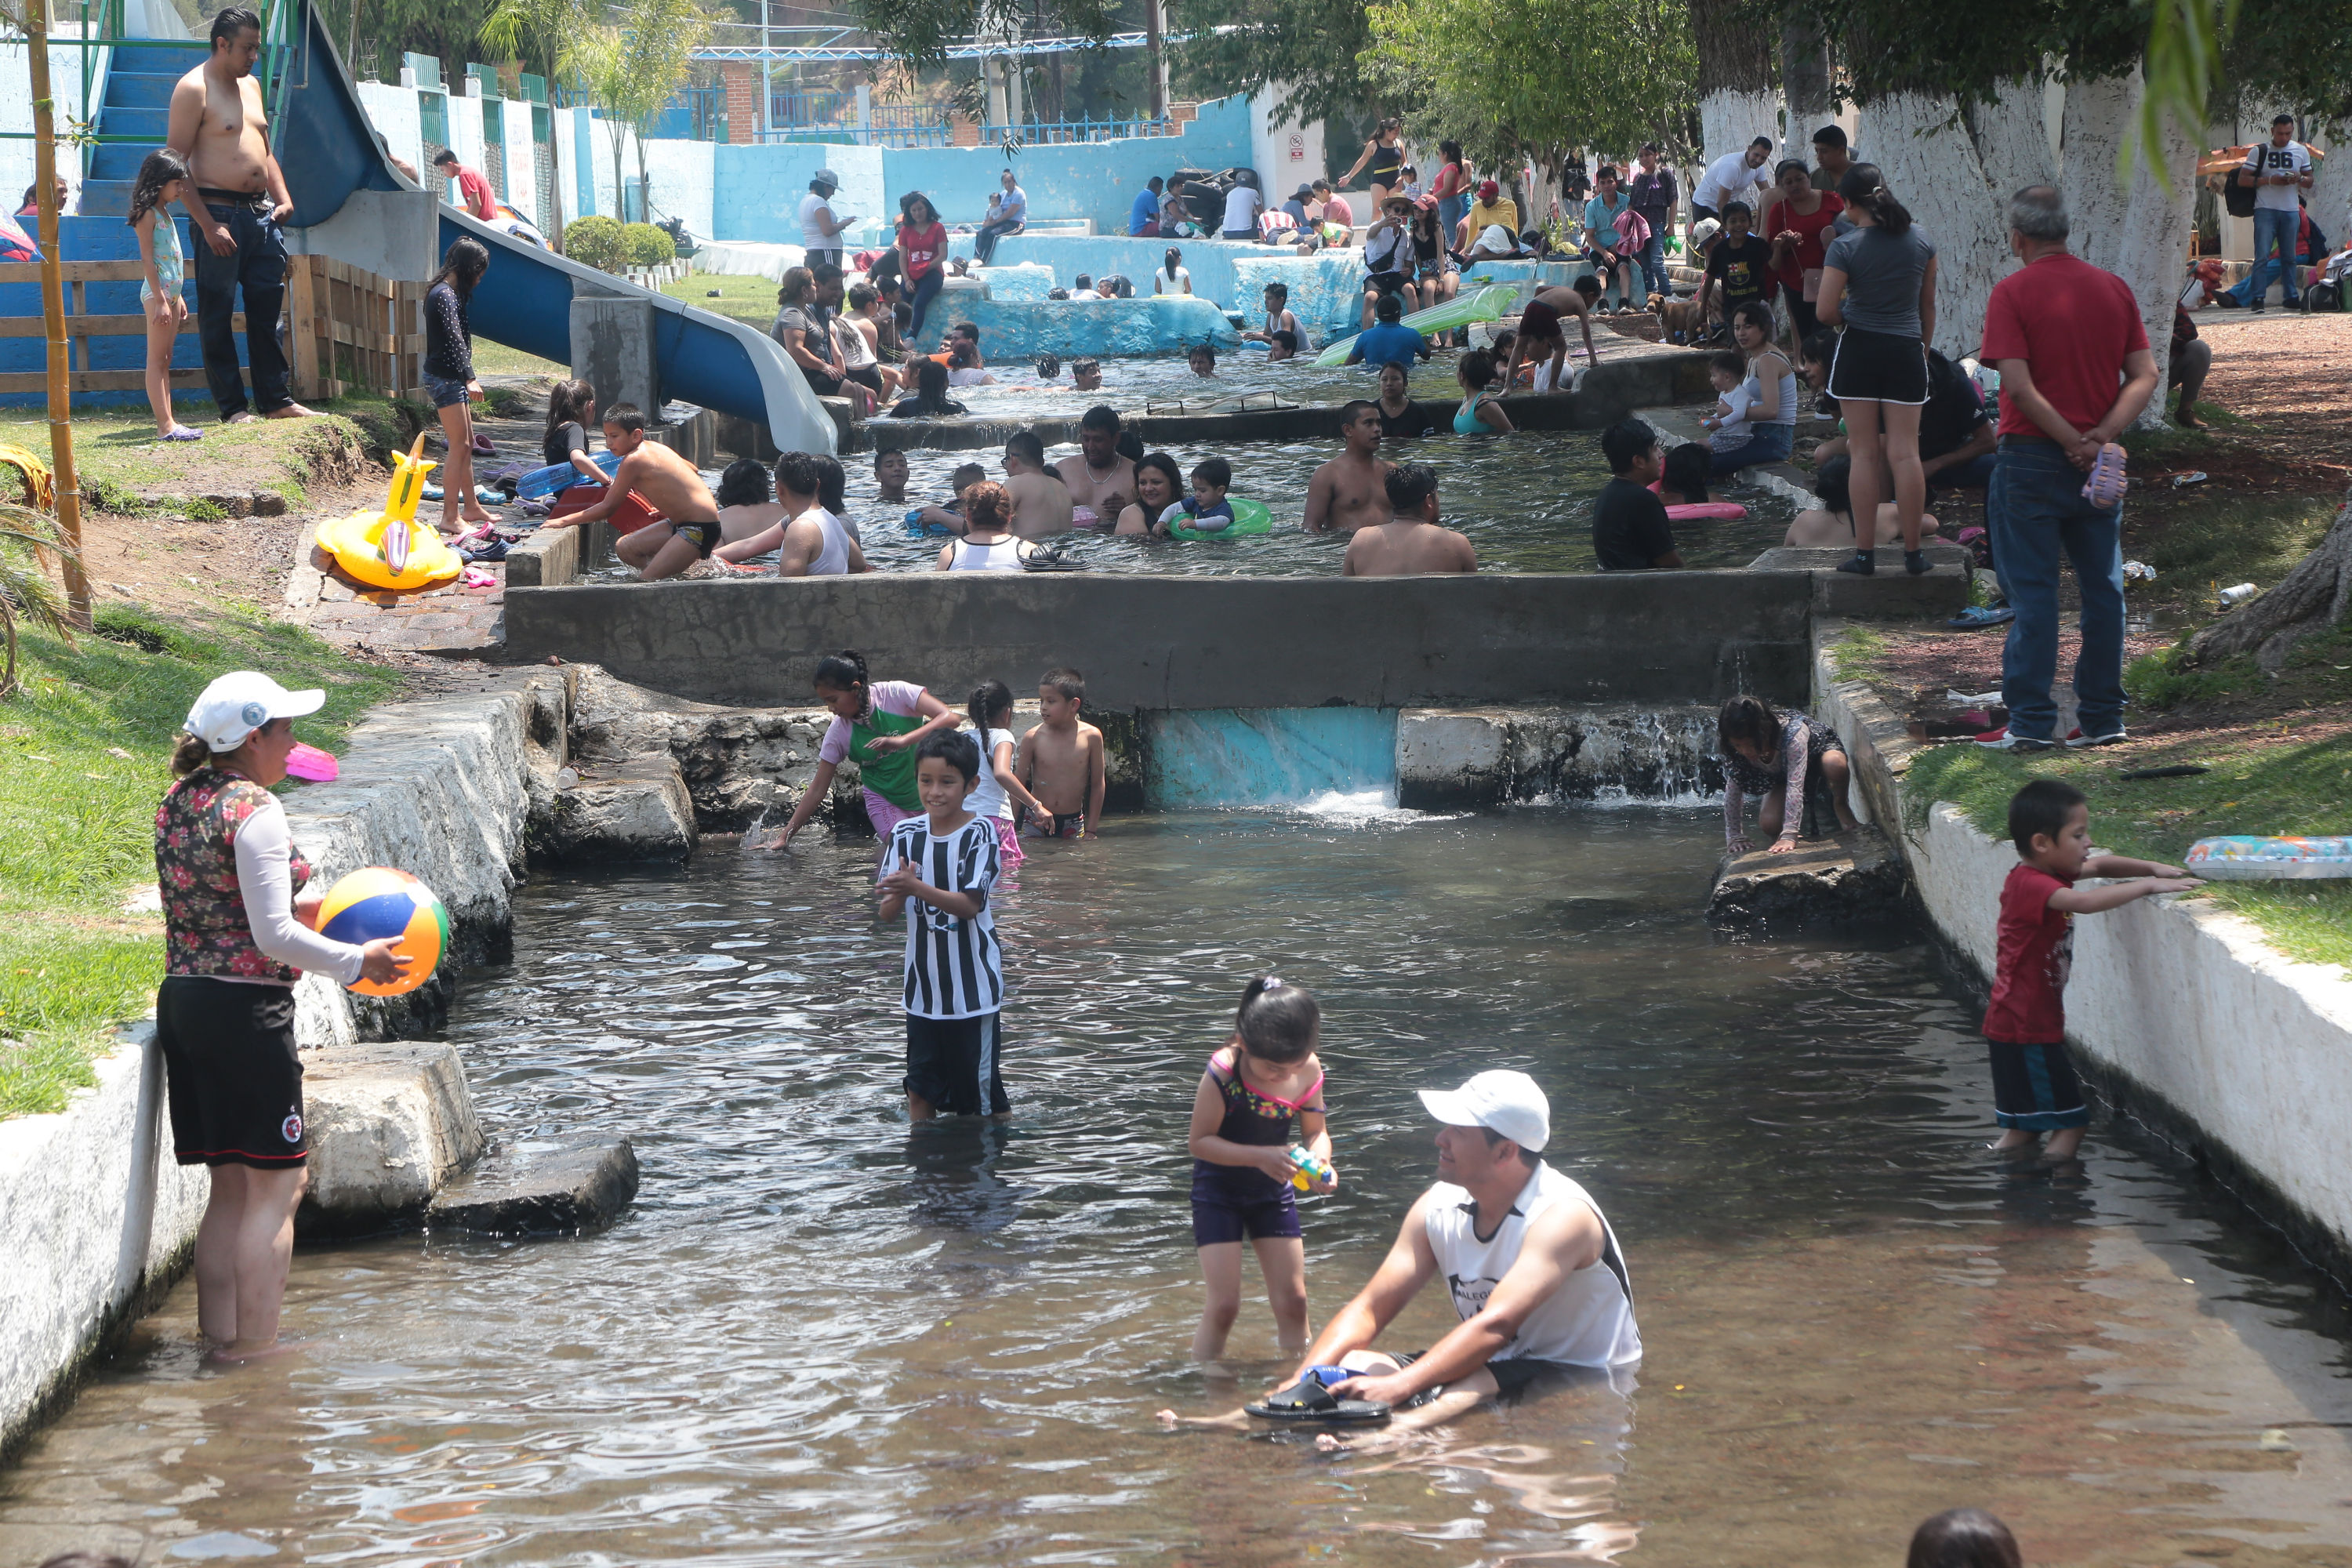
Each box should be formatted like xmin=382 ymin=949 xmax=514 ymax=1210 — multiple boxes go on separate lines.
xmin=1689 ymin=0 xmax=1780 ymax=165
xmin=1780 ymin=12 xmax=1832 ymax=137
xmin=2060 ymin=70 xmax=2139 ymax=274
xmin=2310 ymin=118 xmax=2352 ymax=246
xmin=1862 ymin=88 xmax=2024 ymax=359
xmin=2187 ymin=492 xmax=2352 ymax=670
xmin=2114 ymin=106 xmax=2199 ymax=428
xmin=609 ymin=122 xmax=627 ymax=221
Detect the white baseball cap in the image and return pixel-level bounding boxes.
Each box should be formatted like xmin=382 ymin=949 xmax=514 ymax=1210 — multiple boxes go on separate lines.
xmin=183 ymin=670 xmax=324 ymax=753
xmin=1419 ymin=1069 xmax=1549 ymax=1153
xmin=1690 ymin=217 xmax=1722 ymax=247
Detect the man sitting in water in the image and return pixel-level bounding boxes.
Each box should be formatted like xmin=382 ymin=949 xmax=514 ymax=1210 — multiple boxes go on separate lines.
xmin=1053 ymin=405 xmax=1135 ymax=525
xmin=1001 ymin=430 xmax=1074 ymax=539
xmin=1303 ymin=401 xmax=1396 ymax=533
xmin=1071 ymin=358 xmax=1103 ymax=392
xmin=1344 ymin=463 xmax=1477 ymax=575
xmin=1159 ymin=1070 xmax=1640 ymax=1450
xmin=545 ymin=404 xmax=724 ymax=581
xmin=1505 ymin=278 xmax=1602 ymax=392
xmin=1347 ymin=292 xmax=1429 ymax=370
xmin=1188 ymin=344 xmax=1218 ymax=378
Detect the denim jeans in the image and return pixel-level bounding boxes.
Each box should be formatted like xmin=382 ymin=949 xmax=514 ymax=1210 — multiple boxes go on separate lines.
xmin=905 ymin=267 xmax=944 ymax=342
xmin=194 ymin=195 xmax=291 ymax=419
xmin=1632 ymin=230 xmax=1668 ymax=303
xmin=1989 ymin=437 xmax=2127 ymax=740
xmin=2249 ymin=207 xmax=2301 ymax=305
xmin=1707 ymin=422 xmax=1792 ymax=475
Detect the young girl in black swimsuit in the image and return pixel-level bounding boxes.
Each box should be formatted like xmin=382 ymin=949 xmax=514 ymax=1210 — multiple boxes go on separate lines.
xmin=1187 ymin=977 xmax=1336 ymax=1361
xmin=1341 ymin=118 xmax=1406 ymax=206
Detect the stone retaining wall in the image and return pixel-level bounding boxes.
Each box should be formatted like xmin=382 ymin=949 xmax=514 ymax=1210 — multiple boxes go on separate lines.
xmin=1813 ymin=619 xmax=2352 ymax=1283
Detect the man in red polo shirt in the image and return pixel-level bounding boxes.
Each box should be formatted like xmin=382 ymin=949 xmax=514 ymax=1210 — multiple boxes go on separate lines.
xmin=1977 ymin=184 xmax=2158 ymax=753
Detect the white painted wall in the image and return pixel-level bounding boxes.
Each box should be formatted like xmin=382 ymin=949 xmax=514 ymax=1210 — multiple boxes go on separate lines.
xmin=358 ymin=81 xmax=426 ymax=182
xmin=503 ymin=100 xmax=540 ymax=223
xmin=643 ymin=136 xmax=715 ymax=246
xmin=1248 ymin=83 xmax=1324 ymax=201
xmin=0 ymin=27 xmax=96 ymax=215
xmin=448 ymin=94 xmax=485 ymax=191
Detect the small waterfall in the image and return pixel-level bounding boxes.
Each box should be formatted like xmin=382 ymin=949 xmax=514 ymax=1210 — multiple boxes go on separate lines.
xmin=1143 ymin=708 xmax=1399 ymax=811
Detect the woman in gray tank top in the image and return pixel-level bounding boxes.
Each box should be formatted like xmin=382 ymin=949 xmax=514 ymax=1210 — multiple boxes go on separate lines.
xmin=1817 ymin=165 xmax=1939 ymax=577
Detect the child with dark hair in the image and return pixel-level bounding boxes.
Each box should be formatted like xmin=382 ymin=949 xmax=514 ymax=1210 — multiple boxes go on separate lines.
xmin=1984 ymin=779 xmax=2196 ymax=1160
xmin=1905 ymin=1508 xmax=2022 ymax=1568
xmin=1186 ymin=975 xmax=1334 ymax=1359
xmin=873 ymin=448 xmax=911 ymax=504
xmin=769 ymin=650 xmax=961 ymax=850
xmin=1591 ymin=420 xmax=1682 ymax=571
xmin=1268 ymin=328 xmax=1301 ymax=361
xmin=1018 ymin=668 xmax=1105 ymax=839
xmin=962 ymin=681 xmax=1050 ymax=868
xmin=878 ymin=728 xmax=1010 ymax=1119
xmin=422 ymin=237 xmax=495 ymax=530
xmin=1155 ymin=456 xmax=1236 ymax=535
xmin=1716 ymin=695 xmax=1859 ymax=855
xmin=1188 ymin=343 xmax=1218 ymax=378
xmin=127 ymin=148 xmax=198 ymax=441
xmin=714 ymin=456 xmax=786 ymax=545
xmin=1657 ymin=442 xmax=1715 ymax=507
xmin=1700 ymin=349 xmax=1754 ymax=452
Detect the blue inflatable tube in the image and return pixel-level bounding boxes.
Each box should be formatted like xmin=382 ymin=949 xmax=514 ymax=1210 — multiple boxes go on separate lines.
xmin=516 ymin=448 xmax=622 ymax=500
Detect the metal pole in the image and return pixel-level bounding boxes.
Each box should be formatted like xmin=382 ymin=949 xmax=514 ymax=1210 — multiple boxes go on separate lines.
xmin=1145 ymin=0 xmax=1164 ymax=122
xmin=760 ymin=0 xmax=771 ymax=139
xmin=27 ymin=0 xmax=90 ymax=629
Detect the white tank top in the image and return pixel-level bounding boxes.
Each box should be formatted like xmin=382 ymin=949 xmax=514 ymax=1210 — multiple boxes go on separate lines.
xmin=805 ymin=508 xmax=851 ymax=575
xmin=961 ymin=725 xmax=1016 ymax=818
xmin=1422 ymin=1162 xmax=1641 ymax=1370
xmin=947 ymin=535 xmax=1028 ymax=572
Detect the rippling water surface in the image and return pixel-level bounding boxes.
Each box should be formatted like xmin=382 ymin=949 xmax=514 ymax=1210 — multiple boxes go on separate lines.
xmin=9 ymin=808 xmax=2352 ymax=1566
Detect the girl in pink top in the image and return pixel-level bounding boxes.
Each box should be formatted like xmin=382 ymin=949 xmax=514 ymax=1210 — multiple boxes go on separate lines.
xmin=770 ymin=649 xmax=960 ymax=848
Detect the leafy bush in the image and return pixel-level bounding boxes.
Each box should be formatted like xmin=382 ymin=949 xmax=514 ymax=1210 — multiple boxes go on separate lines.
xmin=563 ymin=215 xmax=628 ymax=273
xmin=622 ymin=221 xmax=676 ymax=267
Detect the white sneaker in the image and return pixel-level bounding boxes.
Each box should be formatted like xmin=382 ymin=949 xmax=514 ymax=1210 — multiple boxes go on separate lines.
xmin=2065 ymin=728 xmax=2128 ymax=748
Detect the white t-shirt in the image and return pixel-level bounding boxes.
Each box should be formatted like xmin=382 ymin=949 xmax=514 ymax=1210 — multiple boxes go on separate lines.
xmin=1221 ymin=184 xmax=1261 ymax=234
xmin=798 ymin=191 xmax=844 ymax=249
xmin=1422 ymin=1162 xmax=1642 ymax=1370
xmin=1694 ymin=150 xmax=1771 ymax=215
xmin=963 ymin=725 xmax=1018 ymax=816
xmin=1153 ymin=266 xmax=1191 ymax=295
xmin=2242 ymin=140 xmax=2311 ymax=212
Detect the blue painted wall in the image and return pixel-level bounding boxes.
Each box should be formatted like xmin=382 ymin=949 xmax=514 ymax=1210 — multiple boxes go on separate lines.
xmin=0 ymin=214 xmax=216 ymax=409
xmin=709 ymin=94 xmax=1254 ymax=245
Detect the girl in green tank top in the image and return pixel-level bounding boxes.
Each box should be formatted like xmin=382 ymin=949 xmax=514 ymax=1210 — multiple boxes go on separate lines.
xmin=770 ymin=650 xmax=961 ymax=849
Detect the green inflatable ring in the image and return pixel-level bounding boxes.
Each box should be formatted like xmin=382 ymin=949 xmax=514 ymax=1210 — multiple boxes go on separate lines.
xmin=1168 ymin=496 xmax=1274 ymax=540
xmin=1313 ymin=285 xmax=1518 ymax=367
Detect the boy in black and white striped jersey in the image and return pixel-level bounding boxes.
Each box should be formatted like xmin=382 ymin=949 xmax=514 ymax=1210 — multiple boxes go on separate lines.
xmin=878 ymin=731 xmax=1010 ymax=1119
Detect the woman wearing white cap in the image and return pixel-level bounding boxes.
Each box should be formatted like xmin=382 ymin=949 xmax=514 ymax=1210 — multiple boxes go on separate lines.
xmin=799 ymin=169 xmax=854 ymax=270
xmin=154 ymin=672 xmax=406 ymax=1359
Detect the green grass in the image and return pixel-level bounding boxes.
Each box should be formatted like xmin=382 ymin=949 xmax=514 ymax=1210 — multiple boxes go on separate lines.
xmin=2125 ymin=621 xmax=2352 ymax=714
xmin=1831 ymin=624 xmax=1890 ymax=682
xmin=662 ymin=270 xmax=776 ymax=329
xmin=0 ymin=604 xmax=403 ymax=1118
xmin=0 ymin=396 xmax=409 ymax=513
xmin=1904 ymin=729 xmax=2352 ymax=971
xmin=2123 ymin=492 xmax=2339 ymax=608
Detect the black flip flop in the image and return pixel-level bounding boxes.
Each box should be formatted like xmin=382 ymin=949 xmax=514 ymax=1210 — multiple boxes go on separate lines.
xmin=1244 ymin=1378 xmax=1391 ymax=1423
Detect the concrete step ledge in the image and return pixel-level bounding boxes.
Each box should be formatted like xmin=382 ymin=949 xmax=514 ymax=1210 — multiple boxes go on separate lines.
xmin=1708 ymin=825 xmax=1909 ymax=935
xmin=427 ymin=1134 xmax=641 ymax=1236
xmin=299 ymin=1041 xmax=488 ymax=1240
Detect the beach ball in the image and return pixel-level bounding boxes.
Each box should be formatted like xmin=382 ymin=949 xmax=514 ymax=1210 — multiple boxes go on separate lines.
xmin=317 ymin=866 xmax=448 ymax=996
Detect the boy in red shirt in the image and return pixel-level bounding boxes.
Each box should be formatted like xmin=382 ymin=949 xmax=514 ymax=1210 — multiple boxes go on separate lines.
xmin=1984 ymin=779 xmax=2197 ymax=1160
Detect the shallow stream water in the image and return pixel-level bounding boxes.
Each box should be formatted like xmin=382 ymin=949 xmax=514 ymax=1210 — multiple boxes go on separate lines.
xmin=8 ymin=806 xmax=2352 ymax=1566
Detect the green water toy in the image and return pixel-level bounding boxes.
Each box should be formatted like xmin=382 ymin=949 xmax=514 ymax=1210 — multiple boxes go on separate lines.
xmin=1163 ymin=497 xmax=1274 ymax=540
xmin=1312 ymin=285 xmax=1519 ymax=367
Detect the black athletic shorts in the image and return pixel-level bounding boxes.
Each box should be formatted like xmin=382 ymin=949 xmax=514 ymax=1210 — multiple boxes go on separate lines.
xmin=905 ymin=1011 xmax=1009 ymax=1116
xmin=1827 ymin=325 xmax=1929 ymax=405
xmin=844 ymin=364 xmax=884 ymax=394
xmin=1396 ymin=1349 xmax=1581 ymax=1403
xmin=155 ymin=975 xmax=308 ymax=1168
xmin=1366 ymin=270 xmax=1411 ymax=296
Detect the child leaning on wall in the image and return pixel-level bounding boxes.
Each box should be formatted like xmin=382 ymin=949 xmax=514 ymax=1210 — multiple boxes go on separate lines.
xmin=1981 ymin=779 xmax=2198 ymax=1163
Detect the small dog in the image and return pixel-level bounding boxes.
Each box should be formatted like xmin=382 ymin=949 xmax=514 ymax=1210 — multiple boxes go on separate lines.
xmin=1650 ymin=290 xmax=1708 ymax=344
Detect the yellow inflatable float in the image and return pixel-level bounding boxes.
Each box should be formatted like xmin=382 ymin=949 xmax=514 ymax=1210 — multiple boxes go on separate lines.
xmin=314 ymin=434 xmax=463 ymax=592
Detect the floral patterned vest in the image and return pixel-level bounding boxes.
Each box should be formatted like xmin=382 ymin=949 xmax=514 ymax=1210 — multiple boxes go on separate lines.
xmin=155 ymin=766 xmax=310 ymax=982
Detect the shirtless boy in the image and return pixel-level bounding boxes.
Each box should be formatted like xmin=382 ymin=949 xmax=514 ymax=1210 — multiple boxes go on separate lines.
xmin=1053 ymin=405 xmax=1136 ymax=524
xmin=166 ymin=5 xmax=313 ymax=423
xmin=1002 ymin=431 xmax=1075 ymax=539
xmin=713 ymin=450 xmax=869 ymax=576
xmin=1344 ymin=464 xmax=1478 ymax=575
xmin=873 ymin=448 xmax=911 ymax=505
xmin=550 ymin=404 xmax=724 ymax=581
xmin=1504 ymin=278 xmax=1602 ymax=393
xmin=1242 ymin=282 xmax=1307 ymax=349
xmin=1303 ymin=401 xmax=1396 ymax=533
xmin=1018 ymin=668 xmax=1106 ymax=839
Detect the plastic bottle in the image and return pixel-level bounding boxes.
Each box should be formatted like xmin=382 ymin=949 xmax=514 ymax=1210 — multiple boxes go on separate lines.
xmin=1286 ymin=1145 xmax=1334 ymax=1192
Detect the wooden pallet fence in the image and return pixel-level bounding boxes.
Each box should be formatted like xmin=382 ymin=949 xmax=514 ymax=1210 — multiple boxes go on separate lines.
xmin=0 ymin=254 xmax=421 ymax=400
xmin=285 ymin=254 xmax=424 ymax=402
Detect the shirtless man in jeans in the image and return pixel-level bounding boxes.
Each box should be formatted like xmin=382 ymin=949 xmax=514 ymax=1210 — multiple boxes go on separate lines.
xmin=166 ymin=5 xmax=313 ymax=423
xmin=1051 ymin=405 xmax=1135 ymax=524
xmin=549 ymin=404 xmax=725 ymax=581
xmin=1303 ymin=401 xmax=1396 ymax=533
xmin=1344 ymin=464 xmax=1478 ymax=575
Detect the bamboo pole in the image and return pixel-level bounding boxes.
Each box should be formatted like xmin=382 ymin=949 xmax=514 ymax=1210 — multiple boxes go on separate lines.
xmin=26 ymin=0 xmax=91 ymax=628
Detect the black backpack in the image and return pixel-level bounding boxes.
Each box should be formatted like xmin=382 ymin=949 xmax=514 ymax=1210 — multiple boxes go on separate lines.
xmin=2223 ymin=156 xmax=2258 ymax=218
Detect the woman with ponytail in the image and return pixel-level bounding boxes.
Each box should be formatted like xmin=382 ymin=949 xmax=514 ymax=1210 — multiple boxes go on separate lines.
xmin=768 ymin=649 xmax=961 ymax=850
xmin=1817 ymin=163 xmax=1939 ymax=576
